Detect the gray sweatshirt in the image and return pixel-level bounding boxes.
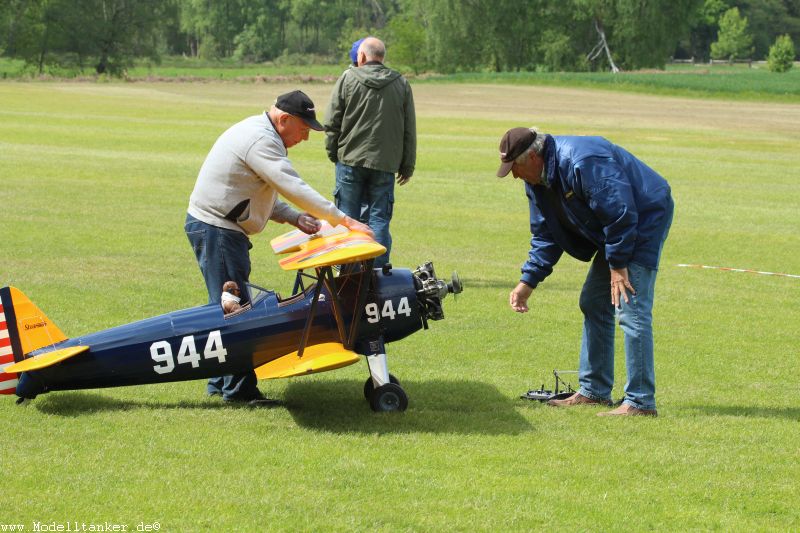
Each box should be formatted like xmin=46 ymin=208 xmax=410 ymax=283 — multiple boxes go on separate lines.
xmin=188 ymin=112 xmax=344 ymax=235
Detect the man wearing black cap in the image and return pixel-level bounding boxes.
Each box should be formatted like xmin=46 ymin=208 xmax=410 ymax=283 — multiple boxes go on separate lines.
xmin=498 ymin=127 xmax=674 ymax=417
xmin=185 ymin=90 xmax=372 ymax=406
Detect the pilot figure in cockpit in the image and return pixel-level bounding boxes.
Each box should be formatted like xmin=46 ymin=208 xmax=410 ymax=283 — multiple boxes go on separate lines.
xmin=221 ymin=281 xmax=242 ymax=315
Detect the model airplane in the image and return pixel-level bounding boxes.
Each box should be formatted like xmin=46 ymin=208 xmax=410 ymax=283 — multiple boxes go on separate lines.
xmin=0 ymin=224 xmax=461 ymax=411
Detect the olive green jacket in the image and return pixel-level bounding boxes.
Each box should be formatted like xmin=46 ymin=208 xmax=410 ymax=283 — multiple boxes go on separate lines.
xmin=324 ymin=63 xmax=416 ymax=177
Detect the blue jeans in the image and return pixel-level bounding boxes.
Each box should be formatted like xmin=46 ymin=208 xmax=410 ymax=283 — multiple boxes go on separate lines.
xmin=577 ymin=201 xmax=673 ymax=410
xmin=184 ymin=214 xmax=260 ymax=400
xmin=334 ymin=163 xmax=394 ymax=268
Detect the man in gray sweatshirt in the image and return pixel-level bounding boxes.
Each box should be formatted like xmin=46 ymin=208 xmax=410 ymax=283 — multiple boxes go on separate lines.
xmin=324 ymin=37 xmax=416 ymax=268
xmin=185 ymin=90 xmax=372 ymax=406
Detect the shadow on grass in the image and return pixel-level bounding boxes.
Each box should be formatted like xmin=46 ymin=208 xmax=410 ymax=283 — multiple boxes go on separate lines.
xmin=284 ymin=378 xmax=532 ymax=435
xmin=32 ymin=391 xmax=227 ymax=417
xmin=459 ymin=277 xmax=514 ymax=290
xmin=683 ymin=404 xmax=800 ymax=420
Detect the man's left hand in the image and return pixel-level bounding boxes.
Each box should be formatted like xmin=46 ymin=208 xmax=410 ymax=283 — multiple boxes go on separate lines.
xmin=296 ymin=212 xmax=322 ymax=234
xmin=396 ymin=173 xmax=411 ymax=186
xmin=610 ymin=267 xmax=635 ymax=308
xmin=509 ymin=282 xmax=533 ymax=313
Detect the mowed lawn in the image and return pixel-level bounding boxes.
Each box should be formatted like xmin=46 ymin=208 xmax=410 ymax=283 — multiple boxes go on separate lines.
xmin=1 ymin=80 xmax=798 ymax=531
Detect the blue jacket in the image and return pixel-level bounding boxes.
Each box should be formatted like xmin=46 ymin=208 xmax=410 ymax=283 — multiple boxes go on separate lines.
xmin=521 ymin=135 xmax=672 ymax=288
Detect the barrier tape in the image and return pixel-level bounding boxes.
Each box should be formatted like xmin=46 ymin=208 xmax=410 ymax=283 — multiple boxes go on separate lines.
xmin=677 ymin=264 xmax=800 ymax=279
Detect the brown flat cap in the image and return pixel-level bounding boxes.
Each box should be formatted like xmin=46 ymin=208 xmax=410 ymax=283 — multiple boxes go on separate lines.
xmin=497 ymin=128 xmax=537 ymax=177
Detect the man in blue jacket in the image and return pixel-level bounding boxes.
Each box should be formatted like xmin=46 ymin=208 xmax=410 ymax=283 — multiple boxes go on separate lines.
xmin=498 ymin=127 xmax=674 ymax=417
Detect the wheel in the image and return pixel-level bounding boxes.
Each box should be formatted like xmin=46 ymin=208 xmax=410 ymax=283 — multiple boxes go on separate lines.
xmin=363 ymin=373 xmax=400 ymax=400
xmin=369 ymin=383 xmax=408 ymax=412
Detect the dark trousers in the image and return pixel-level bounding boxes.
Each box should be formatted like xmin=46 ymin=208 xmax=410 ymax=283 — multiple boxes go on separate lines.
xmin=184 ymin=213 xmax=261 ymax=400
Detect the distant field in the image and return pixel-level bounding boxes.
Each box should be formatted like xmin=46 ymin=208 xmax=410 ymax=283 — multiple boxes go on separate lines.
xmin=1 ymin=81 xmax=799 ymax=530
xmin=2 ymin=56 xmax=799 ymax=102
xmin=0 ymin=56 xmax=345 ymax=81
xmin=429 ymin=63 xmax=800 ymax=102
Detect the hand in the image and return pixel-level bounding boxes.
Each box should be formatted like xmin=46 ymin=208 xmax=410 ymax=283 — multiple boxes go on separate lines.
xmin=295 ymin=212 xmax=322 ymax=234
xmin=342 ymin=216 xmax=375 ymax=239
xmin=396 ymin=173 xmax=411 ymax=186
xmin=509 ymin=282 xmax=533 ymax=313
xmin=610 ymin=267 xmax=635 ymax=308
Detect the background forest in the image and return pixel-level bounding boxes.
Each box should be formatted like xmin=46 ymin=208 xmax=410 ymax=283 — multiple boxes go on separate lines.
xmin=1 ymin=0 xmax=798 ymax=76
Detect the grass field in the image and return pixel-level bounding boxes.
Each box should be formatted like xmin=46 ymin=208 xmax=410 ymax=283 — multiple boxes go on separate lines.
xmin=1 ymin=80 xmax=799 ymax=531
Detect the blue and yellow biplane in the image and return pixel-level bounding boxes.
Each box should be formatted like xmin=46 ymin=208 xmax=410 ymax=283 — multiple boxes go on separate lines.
xmin=0 ymin=224 xmax=461 ymax=411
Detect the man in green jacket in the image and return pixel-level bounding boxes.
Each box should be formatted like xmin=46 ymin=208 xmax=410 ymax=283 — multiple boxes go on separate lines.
xmin=324 ymin=37 xmax=416 ymax=267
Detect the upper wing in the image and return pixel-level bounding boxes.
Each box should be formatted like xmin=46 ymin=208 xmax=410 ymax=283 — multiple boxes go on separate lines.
xmin=272 ymin=225 xmax=386 ymax=271
xmin=270 ymin=221 xmax=347 ymax=254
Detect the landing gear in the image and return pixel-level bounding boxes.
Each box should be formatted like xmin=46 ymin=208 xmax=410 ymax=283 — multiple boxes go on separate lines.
xmin=369 ymin=383 xmax=408 ymax=412
xmin=363 ymin=373 xmax=400 ymax=400
xmin=364 ymin=350 xmax=408 ymax=412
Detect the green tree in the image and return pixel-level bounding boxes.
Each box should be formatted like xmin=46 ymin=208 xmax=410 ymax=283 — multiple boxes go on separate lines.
xmin=483 ymin=0 xmax=542 ymax=72
xmin=233 ymin=1 xmax=290 ymax=61
xmin=767 ymin=33 xmax=795 ymax=71
xmin=77 ymin=0 xmax=169 ymax=74
xmin=737 ymin=0 xmax=800 ymax=59
xmin=573 ymin=0 xmax=700 ymax=71
xmin=710 ymin=7 xmax=754 ymax=60
xmin=178 ymin=0 xmax=247 ymax=59
xmin=408 ymin=0 xmax=543 ymax=73
xmin=681 ymin=0 xmax=729 ymax=61
xmin=413 ymin=0 xmax=486 ymax=73
xmin=2 ymin=0 xmax=58 ymax=74
xmin=6 ymin=0 xmax=169 ymax=75
xmin=385 ymin=11 xmax=429 ymax=73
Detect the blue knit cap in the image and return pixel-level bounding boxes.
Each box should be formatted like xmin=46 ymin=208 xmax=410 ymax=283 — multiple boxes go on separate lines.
xmin=350 ymin=38 xmax=366 ymax=65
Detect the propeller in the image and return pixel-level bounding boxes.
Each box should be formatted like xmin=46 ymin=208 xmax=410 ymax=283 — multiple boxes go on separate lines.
xmin=447 ymin=271 xmax=463 ymax=299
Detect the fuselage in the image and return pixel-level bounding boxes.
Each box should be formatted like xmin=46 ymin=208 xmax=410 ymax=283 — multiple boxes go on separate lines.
xmin=16 ymin=268 xmax=424 ymax=398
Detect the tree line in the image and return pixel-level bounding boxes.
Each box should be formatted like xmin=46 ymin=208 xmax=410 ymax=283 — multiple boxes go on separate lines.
xmin=1 ymin=0 xmax=797 ymax=76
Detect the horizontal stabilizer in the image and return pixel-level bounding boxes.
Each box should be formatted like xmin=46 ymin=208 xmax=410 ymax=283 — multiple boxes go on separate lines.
xmin=254 ymin=342 xmax=360 ymax=380
xmin=4 ymin=345 xmax=89 ymax=373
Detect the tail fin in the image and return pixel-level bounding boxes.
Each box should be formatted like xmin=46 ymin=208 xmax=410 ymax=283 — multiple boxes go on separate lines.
xmin=0 ymin=286 xmax=68 ymax=395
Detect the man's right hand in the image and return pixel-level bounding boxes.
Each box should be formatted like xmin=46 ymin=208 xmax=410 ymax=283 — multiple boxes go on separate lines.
xmin=510 ymin=282 xmax=533 ymax=313
xmin=342 ymin=216 xmax=375 ymax=239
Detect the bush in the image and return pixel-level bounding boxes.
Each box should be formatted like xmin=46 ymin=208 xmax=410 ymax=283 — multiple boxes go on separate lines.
xmin=768 ymin=34 xmax=795 ymax=73
xmin=710 ymin=7 xmax=754 ymax=61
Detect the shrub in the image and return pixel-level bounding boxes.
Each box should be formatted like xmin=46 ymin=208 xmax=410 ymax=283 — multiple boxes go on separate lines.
xmin=710 ymin=7 xmax=753 ymax=61
xmin=767 ymin=34 xmax=795 ymax=73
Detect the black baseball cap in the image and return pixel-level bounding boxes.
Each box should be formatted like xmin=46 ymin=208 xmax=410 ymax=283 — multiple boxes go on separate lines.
xmin=497 ymin=127 xmax=537 ymax=177
xmin=275 ymin=90 xmax=324 ymax=131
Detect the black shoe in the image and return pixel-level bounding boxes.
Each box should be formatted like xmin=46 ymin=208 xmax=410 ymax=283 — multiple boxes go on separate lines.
xmin=244 ymin=398 xmax=282 ymax=408
xmin=222 ymin=394 xmax=281 ymax=408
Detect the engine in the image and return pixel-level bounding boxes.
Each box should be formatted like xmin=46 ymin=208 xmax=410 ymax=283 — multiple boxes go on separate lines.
xmin=412 ymin=261 xmax=462 ymax=323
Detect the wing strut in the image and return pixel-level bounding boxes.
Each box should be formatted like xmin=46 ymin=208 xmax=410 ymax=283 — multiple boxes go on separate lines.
xmin=320 ymin=267 xmax=347 ymax=348
xmin=295 ymin=261 xmax=374 ymax=357
xmin=296 ymin=268 xmax=326 ymax=359
xmin=346 ymin=260 xmax=374 ymax=349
